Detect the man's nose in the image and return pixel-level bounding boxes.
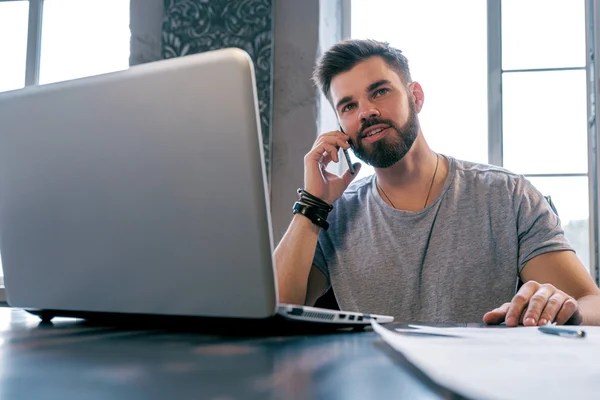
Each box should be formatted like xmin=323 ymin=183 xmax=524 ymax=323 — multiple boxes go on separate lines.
xmin=359 ymin=107 xmax=380 ymax=124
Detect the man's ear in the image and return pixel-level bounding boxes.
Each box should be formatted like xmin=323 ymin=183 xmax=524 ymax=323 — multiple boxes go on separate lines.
xmin=409 ymin=82 xmax=425 ymax=113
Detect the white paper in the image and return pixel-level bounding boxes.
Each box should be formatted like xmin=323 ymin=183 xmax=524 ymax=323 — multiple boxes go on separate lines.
xmin=371 ymin=321 xmax=600 ymax=400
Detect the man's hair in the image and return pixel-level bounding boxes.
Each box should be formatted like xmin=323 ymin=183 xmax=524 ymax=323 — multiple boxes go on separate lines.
xmin=312 ymin=39 xmax=412 ymax=101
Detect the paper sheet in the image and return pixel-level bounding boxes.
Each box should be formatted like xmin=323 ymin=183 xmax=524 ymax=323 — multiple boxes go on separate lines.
xmin=371 ymin=321 xmax=600 ymax=400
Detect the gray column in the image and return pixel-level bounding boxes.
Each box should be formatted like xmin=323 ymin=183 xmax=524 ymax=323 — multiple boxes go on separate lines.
xmin=129 ymin=0 xmax=164 ymax=66
xmin=128 ymin=0 xmax=343 ymax=246
xmin=270 ymin=0 xmax=343 ymax=245
xmin=318 ymin=0 xmax=343 ymax=138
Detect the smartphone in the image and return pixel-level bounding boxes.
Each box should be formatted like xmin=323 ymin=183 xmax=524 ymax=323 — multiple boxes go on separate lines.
xmin=338 ymin=125 xmax=356 ymax=175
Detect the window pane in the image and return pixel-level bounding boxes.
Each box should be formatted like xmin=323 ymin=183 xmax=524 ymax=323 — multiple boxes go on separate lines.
xmin=0 ymin=1 xmax=29 ymax=93
xmin=350 ymin=0 xmax=488 ymax=180
xmin=502 ymin=0 xmax=586 ymax=70
xmin=39 ymin=0 xmax=130 ymax=84
xmin=502 ymin=70 xmax=588 ymax=174
xmin=526 ymin=176 xmax=590 ymax=270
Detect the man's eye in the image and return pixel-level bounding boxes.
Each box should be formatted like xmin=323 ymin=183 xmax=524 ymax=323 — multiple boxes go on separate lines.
xmin=374 ymin=88 xmax=389 ymax=97
xmin=342 ymin=104 xmax=355 ymax=113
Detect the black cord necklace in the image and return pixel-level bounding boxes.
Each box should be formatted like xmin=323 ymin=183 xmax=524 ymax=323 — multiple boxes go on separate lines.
xmin=377 ymin=153 xmax=440 ymax=209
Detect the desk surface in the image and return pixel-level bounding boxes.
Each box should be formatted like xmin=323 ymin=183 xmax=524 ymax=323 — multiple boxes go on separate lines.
xmin=0 ymin=308 xmax=457 ymax=400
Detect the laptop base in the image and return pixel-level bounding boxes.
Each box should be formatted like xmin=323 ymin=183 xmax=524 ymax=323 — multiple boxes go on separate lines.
xmin=24 ymin=308 xmax=379 ymax=336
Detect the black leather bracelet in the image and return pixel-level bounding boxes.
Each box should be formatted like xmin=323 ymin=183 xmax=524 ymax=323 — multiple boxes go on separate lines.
xmin=293 ymin=202 xmax=330 ymax=230
xmin=296 ymin=189 xmax=333 ymax=212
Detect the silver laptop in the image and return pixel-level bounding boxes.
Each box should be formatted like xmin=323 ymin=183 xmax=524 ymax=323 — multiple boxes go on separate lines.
xmin=0 ymin=48 xmax=393 ymax=328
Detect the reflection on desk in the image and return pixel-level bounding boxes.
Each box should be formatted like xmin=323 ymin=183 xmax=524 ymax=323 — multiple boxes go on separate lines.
xmin=0 ymin=307 xmax=454 ymax=400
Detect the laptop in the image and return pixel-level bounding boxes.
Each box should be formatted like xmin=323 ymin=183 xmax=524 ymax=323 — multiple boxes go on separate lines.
xmin=0 ymin=48 xmax=393 ymax=329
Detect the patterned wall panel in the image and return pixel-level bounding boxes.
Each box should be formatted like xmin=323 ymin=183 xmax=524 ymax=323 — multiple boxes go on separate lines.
xmin=162 ymin=0 xmax=274 ymax=178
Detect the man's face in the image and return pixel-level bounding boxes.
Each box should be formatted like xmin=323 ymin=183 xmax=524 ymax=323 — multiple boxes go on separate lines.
xmin=329 ymin=56 xmax=421 ymax=168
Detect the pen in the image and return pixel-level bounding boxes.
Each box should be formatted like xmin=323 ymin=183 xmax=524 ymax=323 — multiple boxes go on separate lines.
xmin=538 ymin=325 xmax=586 ymax=338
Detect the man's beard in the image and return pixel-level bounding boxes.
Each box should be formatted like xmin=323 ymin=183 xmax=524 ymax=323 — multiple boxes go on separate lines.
xmin=350 ymin=101 xmax=419 ymax=168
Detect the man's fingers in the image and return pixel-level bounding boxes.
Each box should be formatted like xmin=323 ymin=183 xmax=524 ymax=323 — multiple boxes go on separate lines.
xmin=314 ymin=132 xmax=351 ymax=151
xmin=307 ymin=142 xmax=339 ymax=165
xmin=537 ymin=292 xmax=567 ymax=326
xmin=318 ymin=130 xmax=349 ymax=141
xmin=321 ymin=144 xmax=340 ymax=163
xmin=522 ymin=284 xmax=555 ymax=326
xmin=321 ymin=151 xmax=333 ymax=166
xmin=483 ymin=302 xmax=510 ymax=325
xmin=314 ymin=139 xmax=350 ymax=153
xmin=505 ymin=281 xmax=540 ymax=327
xmin=555 ymin=298 xmax=579 ymax=325
xmin=308 ymin=139 xmax=349 ymax=164
xmin=519 ymin=307 xmax=528 ymax=325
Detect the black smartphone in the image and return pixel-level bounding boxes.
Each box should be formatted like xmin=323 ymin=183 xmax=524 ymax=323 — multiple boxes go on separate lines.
xmin=338 ymin=125 xmax=356 ymax=175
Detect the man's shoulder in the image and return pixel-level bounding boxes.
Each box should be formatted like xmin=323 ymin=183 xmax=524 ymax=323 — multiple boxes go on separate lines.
xmin=452 ymin=156 xmax=520 ymax=178
xmin=449 ymin=156 xmax=526 ymax=190
xmin=448 ymin=156 xmax=549 ymax=209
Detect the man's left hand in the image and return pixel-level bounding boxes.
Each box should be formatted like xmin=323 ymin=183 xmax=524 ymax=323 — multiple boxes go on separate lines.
xmin=483 ymin=281 xmax=583 ymax=327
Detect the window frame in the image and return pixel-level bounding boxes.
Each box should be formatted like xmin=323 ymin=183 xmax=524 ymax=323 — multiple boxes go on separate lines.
xmin=585 ymin=0 xmax=600 ymax=285
xmin=345 ymin=0 xmax=599 ymax=284
xmin=0 ymin=0 xmax=43 ymax=86
xmin=488 ymin=0 xmax=597 ymax=283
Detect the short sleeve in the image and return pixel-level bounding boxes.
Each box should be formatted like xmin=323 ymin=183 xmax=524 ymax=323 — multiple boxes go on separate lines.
xmin=514 ymin=177 xmax=574 ymax=272
xmin=312 ymin=235 xmax=330 ymax=281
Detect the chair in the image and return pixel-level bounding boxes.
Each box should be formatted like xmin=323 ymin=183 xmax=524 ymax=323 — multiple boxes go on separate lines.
xmin=314 ymin=285 xmax=339 ymax=310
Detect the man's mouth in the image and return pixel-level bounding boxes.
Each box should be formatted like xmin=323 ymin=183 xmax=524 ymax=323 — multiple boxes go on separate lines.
xmin=361 ymin=124 xmax=390 ymax=138
xmin=360 ymin=124 xmax=391 ymax=144
xmin=365 ymin=127 xmax=387 ymax=137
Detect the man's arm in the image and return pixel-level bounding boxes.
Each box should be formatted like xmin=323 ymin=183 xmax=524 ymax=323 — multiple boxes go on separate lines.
xmin=274 ymin=130 xmax=359 ymax=306
xmin=484 ymin=250 xmax=600 ymax=326
xmin=273 ymin=214 xmax=327 ymax=305
xmin=518 ymin=250 xmax=600 ymax=325
xmin=484 ymin=176 xmax=600 ymax=326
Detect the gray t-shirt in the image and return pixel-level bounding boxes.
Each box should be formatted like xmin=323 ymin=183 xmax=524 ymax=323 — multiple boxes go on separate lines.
xmin=313 ymin=155 xmax=574 ymax=323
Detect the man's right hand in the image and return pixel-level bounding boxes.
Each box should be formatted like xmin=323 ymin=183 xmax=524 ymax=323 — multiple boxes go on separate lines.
xmin=303 ymin=130 xmax=361 ymax=205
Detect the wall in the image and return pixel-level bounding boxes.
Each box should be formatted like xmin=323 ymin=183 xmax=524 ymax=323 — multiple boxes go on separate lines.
xmin=270 ymin=0 xmax=343 ymax=243
xmin=162 ymin=0 xmax=274 ymax=180
xmin=129 ymin=0 xmax=342 ymax=245
xmin=130 ymin=0 xmax=164 ymax=66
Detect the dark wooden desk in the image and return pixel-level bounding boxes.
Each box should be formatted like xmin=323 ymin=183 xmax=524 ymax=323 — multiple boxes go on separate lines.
xmin=0 ymin=307 xmax=459 ymax=400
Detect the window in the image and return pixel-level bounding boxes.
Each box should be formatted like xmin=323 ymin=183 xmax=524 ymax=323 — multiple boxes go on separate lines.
xmin=500 ymin=0 xmax=589 ymax=269
xmin=39 ymin=0 xmax=130 ymax=85
xmin=501 ymin=0 xmax=586 ymax=70
xmin=0 ymin=1 xmax=29 ymax=92
xmin=350 ymin=0 xmax=591 ymax=270
xmin=0 ymin=0 xmax=131 ymax=288
xmin=350 ymin=0 xmax=488 ymax=180
xmin=502 ymin=70 xmax=587 ymax=175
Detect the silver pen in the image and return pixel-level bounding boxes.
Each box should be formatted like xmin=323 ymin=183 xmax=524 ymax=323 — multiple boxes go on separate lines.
xmin=538 ymin=325 xmax=586 ymax=338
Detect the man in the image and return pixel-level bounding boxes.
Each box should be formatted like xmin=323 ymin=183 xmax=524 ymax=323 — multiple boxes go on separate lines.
xmin=274 ymin=39 xmax=600 ymax=326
